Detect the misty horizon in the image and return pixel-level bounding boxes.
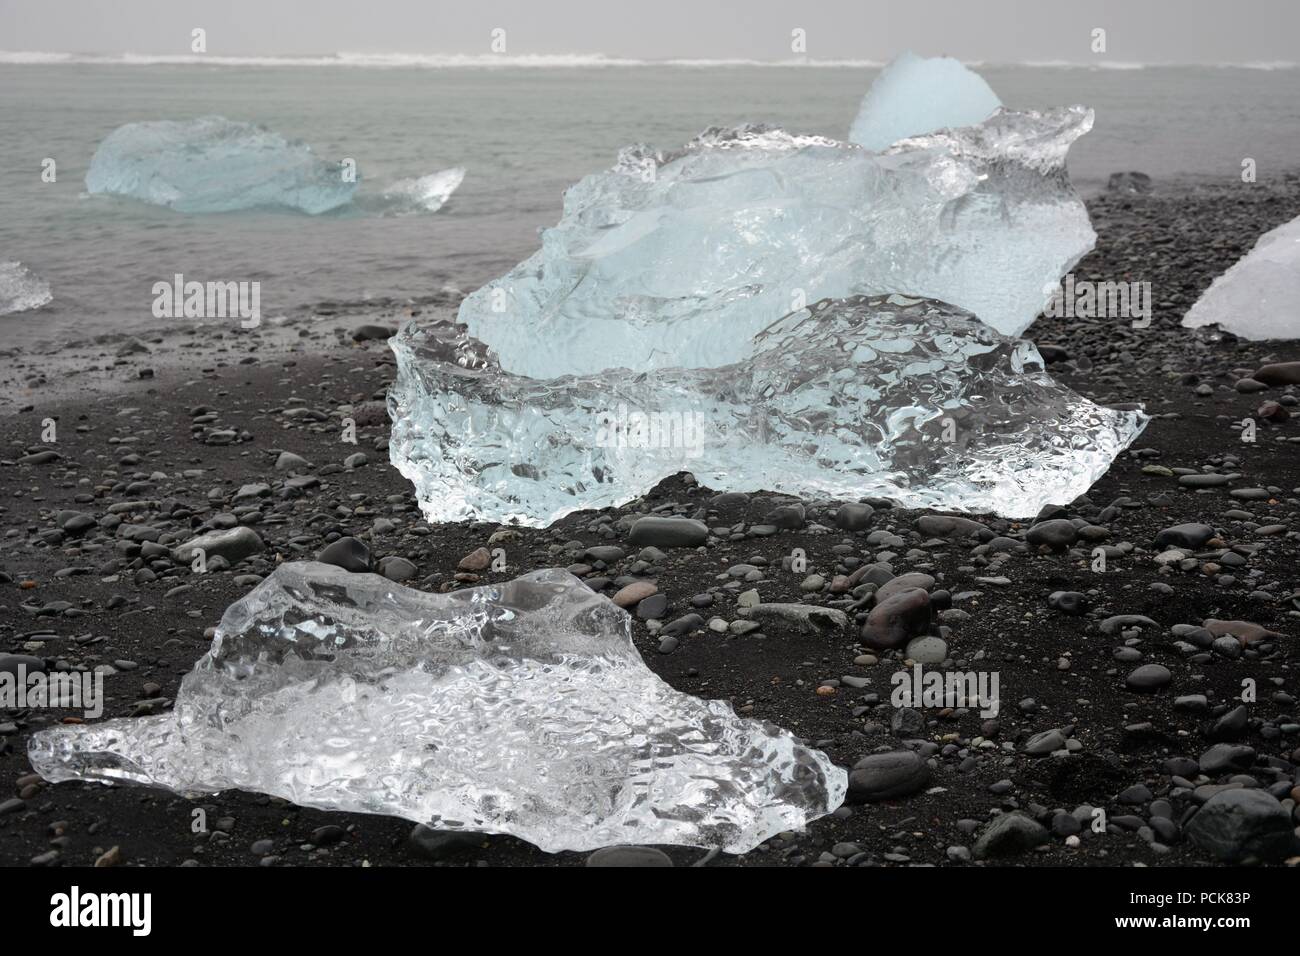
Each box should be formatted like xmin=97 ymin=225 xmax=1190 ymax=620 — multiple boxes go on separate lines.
xmin=2 ymin=0 xmax=1299 ymax=66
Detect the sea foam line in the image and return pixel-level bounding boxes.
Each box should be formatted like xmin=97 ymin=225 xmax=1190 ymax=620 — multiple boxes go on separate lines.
xmin=0 ymin=51 xmax=1294 ymax=69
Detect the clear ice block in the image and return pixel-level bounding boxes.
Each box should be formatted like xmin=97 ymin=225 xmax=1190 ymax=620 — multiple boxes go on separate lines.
xmin=389 ymin=295 xmax=1147 ymax=526
xmin=30 ymin=563 xmax=846 ymax=854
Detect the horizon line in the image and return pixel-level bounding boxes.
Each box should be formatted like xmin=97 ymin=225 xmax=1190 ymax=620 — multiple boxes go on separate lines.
xmin=1 ymin=50 xmax=1296 ymax=70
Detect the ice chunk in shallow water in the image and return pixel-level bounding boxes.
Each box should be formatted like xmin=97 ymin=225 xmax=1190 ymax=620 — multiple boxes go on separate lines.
xmin=85 ymin=116 xmax=357 ymax=214
xmin=849 ymin=51 xmax=1002 ymax=150
xmin=390 ymin=295 xmax=1147 ymax=526
xmin=29 ymin=563 xmax=845 ymax=853
xmin=382 ymin=167 xmax=466 ymax=213
xmin=1182 ymin=214 xmax=1300 ymax=340
xmin=460 ymin=108 xmax=1094 ymax=378
xmin=0 ymin=261 xmax=52 ymax=314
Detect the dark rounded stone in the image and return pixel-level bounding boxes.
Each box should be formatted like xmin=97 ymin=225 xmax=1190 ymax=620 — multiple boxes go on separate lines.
xmin=377 ymin=556 xmax=418 ymax=582
xmin=586 ymin=846 xmax=674 ymax=867
xmin=351 ymin=324 xmax=397 ymax=342
xmin=1253 ymin=361 xmax=1300 ymax=386
xmin=1186 ymin=790 xmax=1296 ymax=862
xmin=973 ymin=812 xmax=1049 ymax=859
xmin=1153 ymin=523 xmax=1215 ymax=550
xmin=1025 ymin=518 xmax=1078 ymax=549
xmin=627 ymin=517 xmax=708 ymax=548
xmin=0 ymin=654 xmax=46 ymax=676
xmin=408 ymin=824 xmax=482 ymax=860
xmin=316 ymin=536 xmax=372 ymax=573
xmin=835 ymin=503 xmax=875 ymax=532
xmin=875 ymin=572 xmax=935 ymax=604
xmin=662 ymin=613 xmax=704 ymax=636
xmin=1047 ymin=590 xmax=1087 ymax=615
xmin=848 ymin=750 xmax=931 ymax=801
xmin=860 ymin=588 xmax=931 ymax=650
xmin=1125 ymin=663 xmax=1172 ymax=691
xmin=759 ymin=502 xmax=805 ymax=530
xmin=636 ymin=594 xmax=669 ymax=620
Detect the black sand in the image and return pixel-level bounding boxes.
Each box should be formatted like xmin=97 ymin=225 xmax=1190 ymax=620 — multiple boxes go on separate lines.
xmin=1 ymin=179 xmax=1298 ymax=867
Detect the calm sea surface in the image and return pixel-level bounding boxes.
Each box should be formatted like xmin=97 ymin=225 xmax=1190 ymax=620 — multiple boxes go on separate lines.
xmin=2 ymin=62 xmax=1299 ymax=346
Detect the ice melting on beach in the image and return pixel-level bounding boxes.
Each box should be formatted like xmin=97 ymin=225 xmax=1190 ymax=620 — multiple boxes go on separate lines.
xmin=29 ymin=562 xmax=846 ymax=853
xmin=85 ymin=116 xmax=357 ymax=214
xmin=390 ymin=58 xmax=1130 ymax=527
xmin=0 ymin=261 xmax=52 ymax=315
xmin=1182 ymin=213 xmax=1300 ymax=340
xmin=848 ymin=51 xmax=1002 ymax=150
xmin=390 ymin=295 xmax=1147 ymax=526
xmin=382 ymin=167 xmax=466 ymax=213
xmin=459 ymin=107 xmax=1094 ymax=378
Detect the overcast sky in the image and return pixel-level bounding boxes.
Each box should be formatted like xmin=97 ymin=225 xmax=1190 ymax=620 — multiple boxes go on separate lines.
xmin=1 ymin=0 xmax=1296 ymax=64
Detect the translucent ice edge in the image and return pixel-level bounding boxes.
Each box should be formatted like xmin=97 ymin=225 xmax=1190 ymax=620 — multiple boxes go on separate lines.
xmin=30 ymin=563 xmax=847 ymax=854
xmin=389 ymin=294 xmax=1148 ymax=527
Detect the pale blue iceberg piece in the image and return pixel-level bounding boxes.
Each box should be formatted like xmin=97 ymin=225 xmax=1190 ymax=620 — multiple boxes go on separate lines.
xmin=458 ymin=108 xmax=1094 ymax=378
xmin=85 ymin=116 xmax=357 ymax=214
xmin=849 ymin=51 xmax=1002 ymax=150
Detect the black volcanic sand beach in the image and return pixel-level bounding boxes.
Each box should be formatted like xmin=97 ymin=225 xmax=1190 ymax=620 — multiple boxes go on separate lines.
xmin=1 ymin=179 xmax=1299 ymax=868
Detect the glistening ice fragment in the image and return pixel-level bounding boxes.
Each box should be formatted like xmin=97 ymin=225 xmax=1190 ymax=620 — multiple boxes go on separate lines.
xmin=29 ymin=563 xmax=846 ymax=853
xmin=1182 ymin=213 xmax=1300 ymax=340
xmin=85 ymin=116 xmax=357 ymax=214
xmin=382 ymin=167 xmax=466 ymax=213
xmin=457 ymin=108 xmax=1094 ymax=378
xmin=0 ymin=261 xmax=52 ymax=315
xmin=389 ymin=295 xmax=1147 ymax=526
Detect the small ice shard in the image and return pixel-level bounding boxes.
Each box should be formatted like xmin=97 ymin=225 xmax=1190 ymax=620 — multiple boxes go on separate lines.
xmin=459 ymin=109 xmax=1093 ymax=377
xmin=382 ymin=167 xmax=466 ymax=213
xmin=389 ymin=295 xmax=1147 ymax=526
xmin=1182 ymin=214 xmax=1300 ymax=340
xmin=849 ymin=51 xmax=1002 ymax=150
xmin=29 ymin=563 xmax=845 ymax=853
xmin=0 ymin=261 xmax=52 ymax=314
xmin=85 ymin=116 xmax=357 ymax=214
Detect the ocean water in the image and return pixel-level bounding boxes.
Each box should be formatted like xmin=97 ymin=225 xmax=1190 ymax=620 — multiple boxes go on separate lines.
xmin=2 ymin=61 xmax=1299 ymax=347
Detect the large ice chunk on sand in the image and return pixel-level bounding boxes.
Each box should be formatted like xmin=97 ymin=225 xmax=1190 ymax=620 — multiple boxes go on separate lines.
xmin=459 ymin=110 xmax=1094 ymax=377
xmin=85 ymin=116 xmax=357 ymax=214
xmin=849 ymin=51 xmax=1002 ymax=150
xmin=29 ymin=563 xmax=846 ymax=853
xmin=390 ymin=295 xmax=1147 ymax=526
xmin=0 ymin=261 xmax=52 ymax=314
xmin=1182 ymin=214 xmax=1300 ymax=340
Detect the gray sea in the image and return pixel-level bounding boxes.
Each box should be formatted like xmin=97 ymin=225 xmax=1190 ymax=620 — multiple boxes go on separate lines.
xmin=2 ymin=60 xmax=1299 ymax=348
